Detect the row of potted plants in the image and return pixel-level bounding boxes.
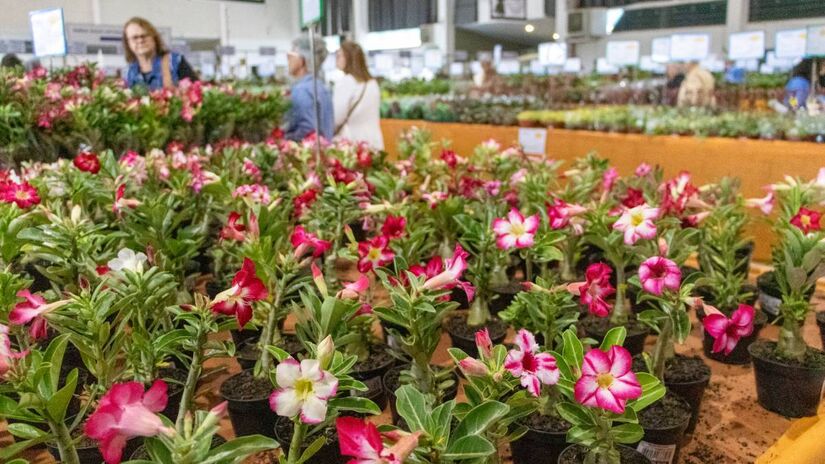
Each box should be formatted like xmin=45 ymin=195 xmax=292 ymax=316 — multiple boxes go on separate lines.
xmin=1 ymin=126 xmax=823 ymax=464
xmin=0 ymin=64 xmax=288 ymax=165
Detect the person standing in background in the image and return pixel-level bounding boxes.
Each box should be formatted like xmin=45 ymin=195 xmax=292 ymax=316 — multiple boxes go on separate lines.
xmin=1 ymin=54 xmax=23 ymax=69
xmin=785 ymin=58 xmax=813 ymax=110
xmin=122 ymin=17 xmax=198 ymax=90
xmin=677 ymin=61 xmax=715 ymax=107
xmin=285 ymin=36 xmax=334 ymax=142
xmin=333 ymin=41 xmax=384 ymax=150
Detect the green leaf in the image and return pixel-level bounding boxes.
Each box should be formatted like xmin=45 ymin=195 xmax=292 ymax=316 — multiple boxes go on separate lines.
xmin=555 ymin=402 xmax=594 ymax=427
xmin=442 ymin=435 xmax=496 ymax=459
xmin=561 ymin=329 xmax=583 ymax=374
xmin=328 ymin=397 xmax=381 ymax=415
xmin=46 ymin=368 xmax=77 ymax=423
xmin=394 ymin=385 xmax=428 ymax=432
xmin=0 ymin=435 xmax=51 ymax=460
xmin=611 ymin=423 xmax=644 ymax=444
xmin=7 ymin=422 xmax=47 ymax=439
xmin=296 ymin=435 xmax=326 ymax=464
xmin=429 ymin=400 xmax=455 ymax=446
xmin=452 ymin=400 xmax=509 ymax=440
xmin=672 ymin=310 xmax=691 ymax=344
xmin=200 ymin=435 xmax=281 ymax=464
xmin=599 ymin=326 xmax=627 ymax=351
xmin=43 ymin=334 xmax=70 ymax=394
xmin=631 ymin=372 xmax=666 ymax=412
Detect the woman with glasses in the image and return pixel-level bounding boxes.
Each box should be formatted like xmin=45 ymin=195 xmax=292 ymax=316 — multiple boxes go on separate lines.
xmin=122 ymin=17 xmax=198 ymax=90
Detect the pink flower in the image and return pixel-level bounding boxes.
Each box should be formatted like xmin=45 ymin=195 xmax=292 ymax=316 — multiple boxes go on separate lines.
xmin=10 ymin=290 xmax=67 ymax=339
xmin=504 ymin=329 xmax=560 ymax=396
xmin=492 ymin=208 xmax=540 ymax=250
xmin=475 ymin=328 xmax=493 ymax=358
xmin=211 ymin=258 xmax=269 ymax=328
xmin=409 ymin=256 xmax=443 ymax=280
xmin=484 ymin=180 xmax=502 ymax=196
xmin=73 ymin=151 xmax=101 ymax=174
xmin=638 ymin=257 xmax=681 ymax=296
xmin=422 ymin=244 xmax=474 ymax=302
xmin=612 ymin=204 xmax=659 ymax=245
xmin=293 ymin=188 xmax=319 ymax=217
xmin=546 ymin=200 xmax=587 ymax=234
xmin=574 ymin=345 xmax=641 ymax=414
xmin=232 ymin=184 xmax=271 ymax=204
xmin=381 ymin=215 xmax=407 ymax=239
xmin=422 ymin=191 xmax=448 ymax=208
xmin=441 ymin=149 xmax=458 ymax=168
xmin=84 ymin=380 xmax=172 ymax=464
xmin=458 ymin=357 xmax=489 ymax=377
xmin=112 ymin=183 xmax=140 ymax=215
xmin=602 ymin=167 xmax=618 ymax=192
xmin=572 ymin=264 xmax=615 ymax=318
xmin=269 ymin=358 xmax=338 ymax=424
xmin=1 ymin=181 xmax=40 ymax=209
xmin=745 ymin=191 xmax=775 ymax=215
xmin=635 ymin=163 xmax=652 ymax=177
xmin=790 ymin=207 xmax=822 ymax=234
xmin=337 ymin=275 xmax=369 ymax=299
xmin=357 ymin=236 xmax=395 ymax=273
xmin=220 ymin=211 xmax=246 ymax=241
xmin=243 ymin=158 xmax=262 ymax=183
xmin=291 ymin=226 xmax=332 ymax=259
xmin=336 ymin=416 xmax=421 ymax=464
xmin=703 ymin=304 xmax=755 ymax=355
xmin=1 ymin=324 xmax=28 ymax=378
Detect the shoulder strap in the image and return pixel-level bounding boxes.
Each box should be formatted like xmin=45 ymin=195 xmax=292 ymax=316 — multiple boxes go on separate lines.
xmin=161 ymin=53 xmax=173 ymax=89
xmin=335 ymin=81 xmax=368 ymax=136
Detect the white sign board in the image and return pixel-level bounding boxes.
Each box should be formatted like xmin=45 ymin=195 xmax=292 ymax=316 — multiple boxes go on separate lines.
xmin=529 ymin=60 xmax=546 ymax=75
xmin=538 ymin=42 xmax=567 ymax=66
xmin=651 ymin=37 xmax=671 ymax=63
xmin=806 ymin=25 xmax=825 ymax=57
xmin=700 ymin=54 xmax=725 ymax=73
xmin=373 ymin=53 xmax=394 ymax=71
xmin=424 ymin=49 xmax=444 ymax=69
xmin=29 ymin=8 xmax=67 ymax=57
xmin=606 ymin=40 xmax=640 ymax=66
xmin=728 ymin=30 xmax=765 ymax=60
xmin=596 ymin=57 xmax=618 ymax=74
xmin=300 ymin=0 xmax=322 ymax=26
xmin=776 ymin=28 xmax=807 ymax=59
xmin=670 ymin=33 xmax=710 ymax=62
xmin=766 ymin=51 xmax=795 ymax=71
xmin=497 ymin=59 xmax=520 ymax=75
xmin=518 ymin=128 xmax=547 ymax=155
xmin=639 ymin=56 xmax=665 ymax=73
xmin=563 ymin=58 xmax=582 ymax=73
xmin=449 ymin=62 xmax=464 ymax=76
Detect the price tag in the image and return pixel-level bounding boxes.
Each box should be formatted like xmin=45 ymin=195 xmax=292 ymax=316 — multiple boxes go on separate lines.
xmin=518 ymin=128 xmax=547 ymax=155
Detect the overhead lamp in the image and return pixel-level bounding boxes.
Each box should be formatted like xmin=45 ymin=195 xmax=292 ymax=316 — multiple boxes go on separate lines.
xmin=552 ymin=32 xmax=560 ymax=40
xmin=525 ymin=24 xmax=535 ymax=33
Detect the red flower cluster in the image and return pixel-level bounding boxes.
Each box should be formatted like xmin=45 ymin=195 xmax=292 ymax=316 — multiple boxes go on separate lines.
xmin=74 ymin=150 xmax=101 ymax=174
xmin=0 ymin=179 xmax=40 ymax=209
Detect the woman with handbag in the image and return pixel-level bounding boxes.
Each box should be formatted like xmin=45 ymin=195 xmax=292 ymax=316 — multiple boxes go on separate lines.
xmin=122 ymin=17 xmax=198 ymax=90
xmin=333 ymin=41 xmax=384 ymax=150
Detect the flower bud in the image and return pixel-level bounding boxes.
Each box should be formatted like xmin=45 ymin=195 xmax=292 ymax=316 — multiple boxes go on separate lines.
xmin=475 ymin=328 xmax=493 ymax=358
xmin=459 ymin=358 xmax=489 ymax=377
xmin=311 ymin=262 xmax=328 ymax=297
xmin=658 ymin=237 xmax=669 ymax=256
xmin=317 ymin=335 xmax=335 ymax=370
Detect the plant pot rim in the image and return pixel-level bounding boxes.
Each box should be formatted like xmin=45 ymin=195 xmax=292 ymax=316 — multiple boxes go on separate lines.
xmin=219 ymin=369 xmax=273 ymax=403
xmin=558 ymin=444 xmax=651 ymax=464
xmin=748 ymin=339 xmax=825 ymax=373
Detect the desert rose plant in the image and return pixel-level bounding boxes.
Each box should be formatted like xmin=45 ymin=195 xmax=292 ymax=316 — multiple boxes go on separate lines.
xmin=499 ymin=277 xmax=580 ymax=350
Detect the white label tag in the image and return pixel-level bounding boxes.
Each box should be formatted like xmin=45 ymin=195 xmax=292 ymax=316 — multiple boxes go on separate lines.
xmin=637 ymin=441 xmax=676 ymax=464
xmin=518 ymin=128 xmax=547 ymax=155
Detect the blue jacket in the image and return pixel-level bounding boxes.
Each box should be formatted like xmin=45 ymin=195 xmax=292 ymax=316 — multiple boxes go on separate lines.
xmin=785 ymin=76 xmax=811 ymax=109
xmin=286 ymin=74 xmax=334 ymax=142
xmin=125 ymin=52 xmax=182 ymax=90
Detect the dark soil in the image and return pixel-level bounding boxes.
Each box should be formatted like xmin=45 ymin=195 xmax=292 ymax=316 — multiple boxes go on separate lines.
xmin=519 ymin=412 xmax=571 ymax=433
xmin=750 ymin=340 xmax=825 ymax=369
xmin=638 ymin=392 xmax=691 ymax=429
xmin=490 ymin=281 xmax=523 ymax=313
xmin=158 ymin=366 xmax=187 ymax=396
xmin=219 ymin=369 xmax=272 ymax=401
xmin=580 ymin=316 xmax=648 ymax=338
xmin=559 ymin=445 xmax=651 ymax=464
xmin=274 ymin=416 xmax=342 ymax=463
xmin=665 ymin=355 xmax=711 ymax=384
xmin=238 ymin=334 xmax=306 ymax=363
xmin=383 ymin=364 xmax=458 ymax=401
xmin=352 ymin=345 xmax=395 ymax=376
xmin=445 ymin=313 xmax=509 ymax=341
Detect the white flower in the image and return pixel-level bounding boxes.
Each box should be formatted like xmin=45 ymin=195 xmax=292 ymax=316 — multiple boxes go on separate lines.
xmin=108 ymin=248 xmax=148 ymax=274
xmin=268 ymin=358 xmax=338 ymax=424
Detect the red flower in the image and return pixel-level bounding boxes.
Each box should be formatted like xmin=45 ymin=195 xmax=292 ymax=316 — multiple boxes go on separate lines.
xmin=441 ymin=149 xmax=458 ymax=168
xmin=293 ymin=189 xmax=319 ymax=217
xmin=381 ymin=215 xmax=407 ymax=239
xmin=357 ymin=236 xmax=395 ymax=273
xmin=356 ymin=144 xmax=373 ymax=168
xmin=621 ymin=188 xmax=645 ymax=208
xmin=220 ymin=211 xmax=246 ymax=241
xmin=73 ymin=151 xmax=101 ymax=174
xmin=211 ymin=258 xmax=268 ymax=328
xmin=290 ymin=226 xmax=331 ymax=258
xmin=570 ymin=263 xmax=615 ymax=318
xmin=790 ymin=207 xmax=822 ymax=234
xmin=1 ymin=181 xmax=40 ymax=209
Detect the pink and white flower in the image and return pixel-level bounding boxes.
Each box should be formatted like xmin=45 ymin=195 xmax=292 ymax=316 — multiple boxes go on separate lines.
xmin=9 ymin=290 xmax=68 ymax=339
xmin=574 ymin=345 xmax=641 ymax=414
xmin=702 ymin=304 xmax=755 ymax=355
xmin=569 ymin=263 xmax=615 ymax=318
xmin=1 ymin=324 xmax=28 ymax=378
xmin=422 ymin=191 xmax=449 ymax=208
xmin=357 ymin=236 xmax=395 ymax=273
xmin=504 ymin=329 xmax=560 ymax=396
xmin=421 ymin=244 xmax=474 ymax=301
xmin=638 ymin=257 xmax=681 ymax=296
xmin=602 ymin=167 xmax=618 ymax=192
xmin=269 ymin=358 xmax=338 ymax=424
xmin=84 ymin=380 xmax=172 ymax=464
xmin=112 ymin=183 xmax=140 ymax=215
xmin=492 ymin=208 xmax=540 ymax=250
xmin=612 ymin=204 xmax=659 ymax=245
xmin=475 ymin=328 xmax=493 ymax=358
xmin=232 ymin=183 xmax=271 ymax=204
xmin=546 ymin=199 xmax=587 ymax=234
xmin=745 ymin=190 xmax=775 ymax=215
xmin=337 ymin=275 xmax=370 ymax=299
xmin=220 ymin=211 xmax=246 ymax=242
xmin=291 ymin=226 xmax=332 ymax=259
xmin=0 ymin=180 xmax=40 ymax=209
xmin=635 ymin=163 xmax=652 ymax=177
xmin=211 ymin=258 xmax=268 ymax=328
xmin=336 ymin=416 xmax=421 ymax=464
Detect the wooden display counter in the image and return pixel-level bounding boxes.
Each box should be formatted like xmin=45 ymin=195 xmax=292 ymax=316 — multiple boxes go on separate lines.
xmin=381 ymin=119 xmax=825 ymax=262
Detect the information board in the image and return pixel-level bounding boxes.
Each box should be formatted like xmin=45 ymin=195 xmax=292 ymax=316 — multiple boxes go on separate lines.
xmin=606 ymin=40 xmax=640 ymax=66
xmin=775 ymin=28 xmax=807 ymax=59
xmin=670 ymin=33 xmax=710 ymax=62
xmin=29 ymin=8 xmax=67 ymax=57
xmin=651 ymin=37 xmax=671 ymax=63
xmin=728 ymin=30 xmax=765 ymax=60
xmin=538 ymin=42 xmax=567 ymax=66
xmin=806 ymin=25 xmax=825 ymax=57
xmin=563 ymin=58 xmax=582 ymax=73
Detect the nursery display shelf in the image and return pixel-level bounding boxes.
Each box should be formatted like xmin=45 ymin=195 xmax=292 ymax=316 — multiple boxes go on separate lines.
xmin=4 ymin=265 xmax=825 ymax=464
xmin=380 ymin=119 xmax=825 ymax=264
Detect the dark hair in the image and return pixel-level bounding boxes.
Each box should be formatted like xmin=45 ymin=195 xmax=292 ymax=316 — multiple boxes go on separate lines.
xmin=339 ymin=41 xmax=372 ymax=83
xmin=1 ymin=54 xmax=23 ymax=68
xmin=122 ymin=17 xmax=168 ymax=63
xmin=792 ymin=58 xmax=813 ymax=80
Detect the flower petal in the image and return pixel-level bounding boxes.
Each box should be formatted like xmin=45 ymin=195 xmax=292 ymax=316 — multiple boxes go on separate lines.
xmin=275 ymin=358 xmax=301 ymax=388
xmin=270 ymin=388 xmax=302 ymax=418
xmin=300 ymin=395 xmax=328 ymax=424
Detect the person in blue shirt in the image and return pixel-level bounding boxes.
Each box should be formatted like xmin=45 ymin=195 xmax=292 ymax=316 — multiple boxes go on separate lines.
xmin=122 ymin=17 xmax=198 ymax=90
xmin=285 ymin=36 xmax=334 ymax=142
xmin=785 ymin=58 xmax=813 ymax=110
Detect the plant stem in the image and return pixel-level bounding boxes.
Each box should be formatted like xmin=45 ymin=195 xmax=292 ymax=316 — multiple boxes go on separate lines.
xmin=258 ymin=285 xmax=284 ymax=378
xmin=467 ymin=296 xmax=490 ymax=327
xmin=651 ymin=317 xmax=673 ymax=381
xmin=176 ymin=329 xmax=205 ymax=429
xmin=287 ymin=419 xmax=306 ymax=464
xmin=777 ymin=317 xmax=806 ymax=362
xmin=609 ymin=266 xmax=628 ymax=326
xmin=525 ymin=256 xmax=534 ymax=283
xmin=561 ymin=240 xmax=577 ymax=282
xmin=50 ymin=420 xmax=80 ymax=464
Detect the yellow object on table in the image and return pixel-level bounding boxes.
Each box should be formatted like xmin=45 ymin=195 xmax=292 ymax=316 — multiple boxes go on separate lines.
xmin=757 ymin=403 xmax=825 ymax=463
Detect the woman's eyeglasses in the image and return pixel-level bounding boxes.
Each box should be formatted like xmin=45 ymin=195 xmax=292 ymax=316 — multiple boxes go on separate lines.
xmin=128 ymin=33 xmax=151 ymax=43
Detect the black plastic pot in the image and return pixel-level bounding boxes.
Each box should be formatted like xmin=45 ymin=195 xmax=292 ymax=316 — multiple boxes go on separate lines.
xmin=701 ymin=310 xmax=767 ymax=365
xmin=510 ymin=416 xmax=569 ymax=464
xmin=582 ymin=318 xmax=649 ymax=357
xmin=636 ymin=393 xmax=691 ymax=464
xmin=664 ymin=357 xmax=710 ymax=434
xmin=383 ymin=364 xmax=458 ymax=425
xmin=749 ymin=340 xmax=825 ymax=417
xmin=49 ymin=438 xmax=141 ymax=464
xmin=558 ymin=444 xmax=651 ymax=464
xmin=444 ymin=314 xmax=508 ymax=358
xmin=230 ymin=326 xmax=262 ymax=346
xmin=817 ymin=312 xmax=825 ymax=350
xmin=757 ymin=271 xmax=814 ymax=317
xmin=219 ymin=369 xmax=277 ymax=438
xmin=490 ymin=282 xmax=522 ymax=315
xmin=159 ymin=367 xmax=187 ymax=421
xmin=274 ymin=416 xmax=346 ymax=464
xmin=350 ymin=344 xmax=396 ymax=381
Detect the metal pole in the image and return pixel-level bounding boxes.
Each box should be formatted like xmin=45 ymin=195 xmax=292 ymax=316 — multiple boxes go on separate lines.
xmin=308 ymin=23 xmax=323 ymax=171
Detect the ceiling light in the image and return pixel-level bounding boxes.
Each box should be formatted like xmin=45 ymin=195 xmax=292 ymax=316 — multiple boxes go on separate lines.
xmin=525 ymin=24 xmax=535 ymax=33
xmin=552 ymin=32 xmax=560 ymax=40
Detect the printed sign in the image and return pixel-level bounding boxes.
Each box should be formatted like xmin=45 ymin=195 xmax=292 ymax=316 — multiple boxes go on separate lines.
xmin=728 ymin=30 xmax=765 ymax=60
xmin=518 ymin=128 xmax=547 ymax=155
xmin=30 ymin=8 xmax=67 ymax=57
